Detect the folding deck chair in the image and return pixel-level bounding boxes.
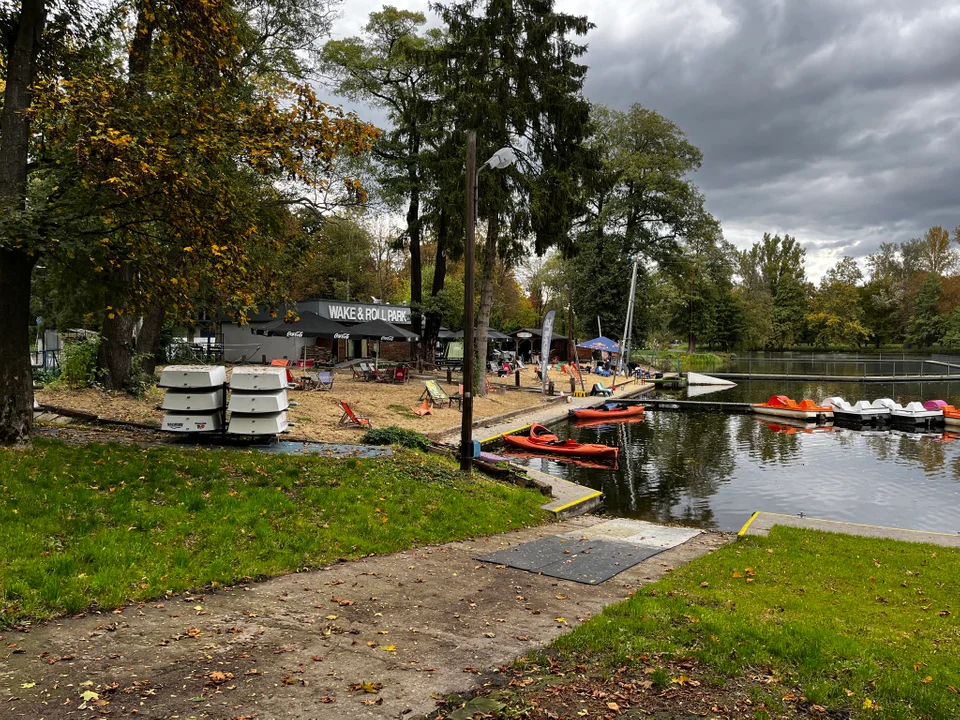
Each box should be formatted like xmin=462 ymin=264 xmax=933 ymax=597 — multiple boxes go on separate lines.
xmin=449 ymin=383 xmax=464 ymax=410
xmin=420 ymin=380 xmax=452 ymax=408
xmin=338 ymin=400 xmax=372 ymax=427
xmin=317 ymin=370 xmax=334 ymax=391
xmin=392 ymin=366 xmax=409 ymax=384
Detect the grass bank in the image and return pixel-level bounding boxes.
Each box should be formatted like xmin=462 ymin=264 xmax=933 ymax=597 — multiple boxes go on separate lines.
xmin=0 ymin=438 xmax=546 ymax=626
xmin=443 ymin=526 xmax=960 ymax=720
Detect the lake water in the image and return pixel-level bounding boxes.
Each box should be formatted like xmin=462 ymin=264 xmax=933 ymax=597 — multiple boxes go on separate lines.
xmin=505 ymin=377 xmax=960 ymax=534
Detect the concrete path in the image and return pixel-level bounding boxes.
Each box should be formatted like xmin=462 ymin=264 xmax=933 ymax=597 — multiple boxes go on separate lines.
xmin=0 ymin=517 xmax=728 ymax=720
xmin=740 ymin=511 xmax=960 ymax=547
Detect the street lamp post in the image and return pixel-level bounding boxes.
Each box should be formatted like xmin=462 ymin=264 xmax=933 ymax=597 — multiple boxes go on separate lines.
xmin=460 ymin=135 xmax=517 ymax=472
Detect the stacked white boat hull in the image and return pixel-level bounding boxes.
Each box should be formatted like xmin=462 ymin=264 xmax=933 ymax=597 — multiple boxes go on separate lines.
xmin=227 ymin=366 xmax=291 ymax=435
xmin=159 ymin=365 xmax=227 ymax=433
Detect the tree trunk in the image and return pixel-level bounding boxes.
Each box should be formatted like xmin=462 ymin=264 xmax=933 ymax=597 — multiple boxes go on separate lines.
xmin=0 ymin=0 xmax=47 ymax=446
xmin=93 ymin=0 xmax=153 ymax=392
xmin=475 ymin=212 xmax=501 ymax=397
xmin=422 ymin=223 xmax=448 ymax=364
xmin=97 ymin=310 xmax=136 ymax=390
xmin=135 ymin=302 xmax=166 ymax=376
xmin=406 ymin=138 xmax=422 ymax=359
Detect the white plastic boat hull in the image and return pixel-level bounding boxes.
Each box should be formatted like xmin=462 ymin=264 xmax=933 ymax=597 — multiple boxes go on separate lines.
xmin=228 ymin=411 xmax=289 ymax=435
xmin=945 ymin=416 xmax=960 ymax=429
xmin=753 ymin=406 xmax=832 ymax=421
xmin=229 ymin=366 xmax=290 ymax=391
xmin=890 ymin=410 xmax=944 ymax=423
xmin=159 ymin=365 xmax=226 ymax=389
xmin=161 ymin=411 xmax=222 ymax=433
xmin=687 ymin=372 xmax=735 ymax=386
xmin=228 ymin=390 xmax=289 ymax=414
xmin=830 ymin=408 xmax=890 ymax=421
xmin=161 ymin=389 xmax=224 ymax=412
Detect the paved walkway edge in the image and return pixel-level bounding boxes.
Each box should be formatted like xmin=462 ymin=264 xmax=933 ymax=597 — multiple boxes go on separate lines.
xmin=739 ymin=511 xmax=960 ymax=547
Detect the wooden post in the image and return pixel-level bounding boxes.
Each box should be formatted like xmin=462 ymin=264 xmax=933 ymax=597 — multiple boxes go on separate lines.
xmin=460 ymin=131 xmax=477 ymax=472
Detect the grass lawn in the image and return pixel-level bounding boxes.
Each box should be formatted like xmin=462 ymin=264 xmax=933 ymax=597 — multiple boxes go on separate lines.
xmin=0 ymin=438 xmax=546 ymax=626
xmin=450 ymin=526 xmax=960 ymax=720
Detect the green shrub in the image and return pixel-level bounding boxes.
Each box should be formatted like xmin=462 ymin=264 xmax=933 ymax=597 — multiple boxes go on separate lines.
xmin=59 ymin=337 xmax=100 ymax=388
xmin=361 ymin=426 xmax=430 ymax=450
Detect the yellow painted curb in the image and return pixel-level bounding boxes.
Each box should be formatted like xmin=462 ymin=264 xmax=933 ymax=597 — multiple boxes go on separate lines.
xmin=738 ymin=511 xmax=760 ymax=537
xmin=549 ymin=489 xmax=603 ymax=515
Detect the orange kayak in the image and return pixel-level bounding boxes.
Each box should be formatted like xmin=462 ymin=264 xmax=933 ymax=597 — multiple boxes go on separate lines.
xmin=502 ymin=423 xmax=619 ymax=460
xmin=568 ymin=403 xmax=644 ymax=420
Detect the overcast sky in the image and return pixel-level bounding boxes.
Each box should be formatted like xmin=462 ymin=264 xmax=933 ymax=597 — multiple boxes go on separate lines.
xmin=328 ymin=0 xmax=960 ymax=282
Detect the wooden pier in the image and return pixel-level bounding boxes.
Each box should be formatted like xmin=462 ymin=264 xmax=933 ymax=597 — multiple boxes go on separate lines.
xmin=709 ymin=372 xmax=960 ymax=383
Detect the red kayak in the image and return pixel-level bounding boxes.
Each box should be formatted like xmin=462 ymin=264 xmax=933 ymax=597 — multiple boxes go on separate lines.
xmin=568 ymin=403 xmax=644 ymax=421
xmin=501 ymin=423 xmax=619 ymax=460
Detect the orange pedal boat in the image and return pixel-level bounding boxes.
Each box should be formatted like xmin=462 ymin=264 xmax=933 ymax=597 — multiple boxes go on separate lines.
xmin=568 ymin=403 xmax=644 ymax=421
xmin=752 ymin=395 xmax=833 ymax=421
xmin=502 ymin=423 xmax=619 ymax=460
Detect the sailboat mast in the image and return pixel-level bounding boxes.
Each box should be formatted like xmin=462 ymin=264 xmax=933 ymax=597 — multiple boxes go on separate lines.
xmin=619 ymin=257 xmax=640 ymax=376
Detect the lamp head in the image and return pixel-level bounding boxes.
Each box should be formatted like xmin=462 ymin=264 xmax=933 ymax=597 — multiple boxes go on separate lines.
xmin=483 ymin=147 xmax=517 ymax=170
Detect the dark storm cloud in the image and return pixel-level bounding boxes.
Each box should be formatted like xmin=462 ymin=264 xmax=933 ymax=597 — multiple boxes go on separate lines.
xmin=336 ymin=0 xmax=960 ymax=278
xmin=575 ymin=0 xmax=960 ymax=275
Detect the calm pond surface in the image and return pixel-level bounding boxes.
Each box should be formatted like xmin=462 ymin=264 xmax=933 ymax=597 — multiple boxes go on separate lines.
xmin=506 ymin=378 xmax=960 ymax=534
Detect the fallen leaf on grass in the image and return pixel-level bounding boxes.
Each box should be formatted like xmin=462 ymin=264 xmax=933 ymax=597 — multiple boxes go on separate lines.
xmin=863 ymin=698 xmax=874 ymax=709
xmin=332 ymin=597 xmax=353 ymax=606
xmin=20 ymin=682 xmax=35 ymax=689
xmin=922 ymin=676 xmax=934 ymax=684
xmin=362 ymin=697 xmax=383 ymax=705
xmin=555 ymin=617 xmax=567 ymax=624
xmin=607 ymin=701 xmax=621 ymax=712
xmin=320 ymin=696 xmax=334 ymax=703
xmin=381 ymin=645 xmax=396 ymax=652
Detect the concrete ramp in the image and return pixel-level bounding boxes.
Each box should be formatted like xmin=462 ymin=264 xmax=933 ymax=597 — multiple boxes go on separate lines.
xmin=739 ymin=511 xmax=960 ymax=547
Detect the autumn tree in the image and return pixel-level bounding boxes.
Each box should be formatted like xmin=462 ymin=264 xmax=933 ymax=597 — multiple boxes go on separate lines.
xmin=806 ymin=256 xmax=869 ymax=348
xmin=905 ymin=274 xmax=944 ymax=349
xmin=737 ymin=233 xmax=808 ymax=349
xmin=30 ymin=0 xmax=378 ymax=389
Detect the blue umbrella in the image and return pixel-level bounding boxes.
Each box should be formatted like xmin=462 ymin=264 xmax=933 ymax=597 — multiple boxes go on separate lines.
xmin=577 ymin=336 xmax=620 ymax=353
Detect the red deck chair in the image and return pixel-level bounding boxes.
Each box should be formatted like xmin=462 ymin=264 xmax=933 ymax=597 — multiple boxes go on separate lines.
xmin=393 ymin=366 xmax=408 ymax=384
xmin=270 ymin=358 xmax=294 ymax=384
xmin=338 ymin=400 xmax=372 ymax=428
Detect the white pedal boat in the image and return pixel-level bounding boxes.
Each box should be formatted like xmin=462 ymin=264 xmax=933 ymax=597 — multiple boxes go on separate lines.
xmin=874 ymin=398 xmax=945 ymax=424
xmin=159 ymin=364 xmax=226 ymax=389
xmin=822 ymin=397 xmax=890 ymax=422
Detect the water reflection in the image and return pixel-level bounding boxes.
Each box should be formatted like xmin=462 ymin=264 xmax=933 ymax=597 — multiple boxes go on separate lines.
xmin=505 ymin=409 xmax=960 ymax=534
